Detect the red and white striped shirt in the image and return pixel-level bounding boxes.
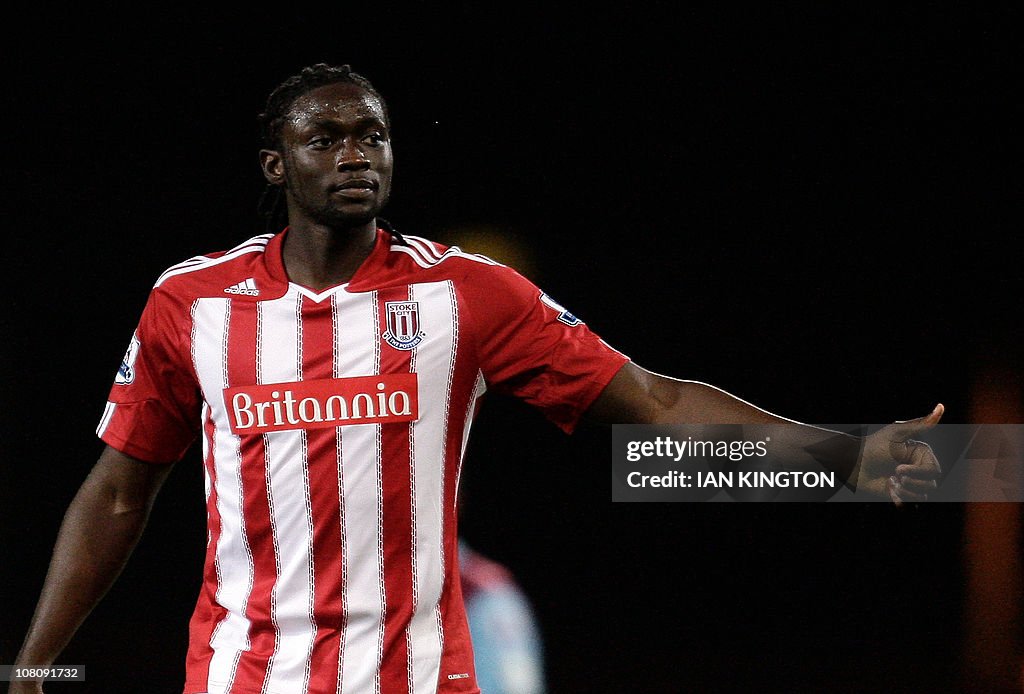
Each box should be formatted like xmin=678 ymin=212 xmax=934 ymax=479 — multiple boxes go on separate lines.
xmin=97 ymin=228 xmax=629 ymax=694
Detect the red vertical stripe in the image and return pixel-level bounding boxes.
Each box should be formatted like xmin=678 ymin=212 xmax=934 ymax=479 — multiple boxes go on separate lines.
xmin=377 ymin=287 xmax=415 ymax=693
xmin=226 ymin=300 xmax=279 ymax=691
xmin=302 ymin=297 xmax=345 ymax=691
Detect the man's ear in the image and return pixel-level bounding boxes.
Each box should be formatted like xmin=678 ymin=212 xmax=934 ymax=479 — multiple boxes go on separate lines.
xmin=260 ymin=149 xmax=285 ymax=186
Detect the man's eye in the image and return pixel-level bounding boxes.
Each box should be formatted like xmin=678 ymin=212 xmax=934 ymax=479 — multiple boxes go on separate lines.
xmin=364 ymin=132 xmax=386 ymax=146
xmin=309 ymin=136 xmax=332 ymax=148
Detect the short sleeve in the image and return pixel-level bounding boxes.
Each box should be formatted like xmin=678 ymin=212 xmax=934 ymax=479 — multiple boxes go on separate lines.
xmin=96 ymin=287 xmax=201 ymax=463
xmin=464 ymin=265 xmax=630 ymax=433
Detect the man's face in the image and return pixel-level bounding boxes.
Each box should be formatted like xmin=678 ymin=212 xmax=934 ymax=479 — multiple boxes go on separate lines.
xmin=266 ymin=82 xmax=393 ymax=228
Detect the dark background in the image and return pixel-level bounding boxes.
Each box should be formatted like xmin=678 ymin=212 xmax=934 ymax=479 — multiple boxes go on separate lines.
xmin=2 ymin=4 xmax=1020 ymax=693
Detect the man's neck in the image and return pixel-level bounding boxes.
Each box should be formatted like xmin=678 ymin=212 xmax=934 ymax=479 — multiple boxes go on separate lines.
xmin=281 ymin=220 xmax=378 ymax=291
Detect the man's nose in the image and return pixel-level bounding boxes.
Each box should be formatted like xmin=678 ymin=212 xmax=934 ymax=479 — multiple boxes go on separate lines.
xmin=337 ymin=139 xmax=370 ymax=170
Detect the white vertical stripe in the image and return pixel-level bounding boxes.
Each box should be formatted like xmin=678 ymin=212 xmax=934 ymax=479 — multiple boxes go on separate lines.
xmin=192 ymin=298 xmax=255 ymax=689
xmin=259 ymin=291 xmax=317 ymax=693
xmin=333 ymin=294 xmax=349 ymax=694
xmin=201 ymin=401 xmax=212 ymax=527
xmin=407 ymin=281 xmax=457 ymax=693
xmin=336 ymin=290 xmax=385 ymax=694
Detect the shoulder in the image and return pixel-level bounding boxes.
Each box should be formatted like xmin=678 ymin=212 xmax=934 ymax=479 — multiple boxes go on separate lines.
xmin=151 ymin=233 xmax=276 ymax=299
xmin=351 ymin=231 xmax=534 ymax=296
xmin=395 ymin=234 xmax=540 ymax=292
xmin=388 ymin=233 xmax=507 ymax=276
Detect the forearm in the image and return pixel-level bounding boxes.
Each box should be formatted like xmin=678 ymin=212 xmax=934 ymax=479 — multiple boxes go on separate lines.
xmin=13 ymin=469 xmax=153 ymax=670
xmin=591 ymin=365 xmax=863 ymax=482
xmin=645 ymin=377 xmax=863 ymax=481
xmin=592 ymin=363 xmax=942 ymax=500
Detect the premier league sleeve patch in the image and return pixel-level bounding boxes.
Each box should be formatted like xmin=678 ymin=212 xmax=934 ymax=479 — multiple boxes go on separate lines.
xmin=539 ymin=292 xmax=582 ymax=326
xmin=383 ymin=301 xmax=426 ymax=350
xmin=115 ymin=334 xmax=141 ymax=385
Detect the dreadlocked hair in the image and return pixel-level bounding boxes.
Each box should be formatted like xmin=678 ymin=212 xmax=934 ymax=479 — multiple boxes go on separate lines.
xmin=255 ymin=63 xmax=400 ymax=240
xmin=258 ymin=63 xmax=388 ymax=150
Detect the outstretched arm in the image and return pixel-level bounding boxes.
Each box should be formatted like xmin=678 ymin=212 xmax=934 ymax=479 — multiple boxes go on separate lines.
xmin=587 ymin=362 xmax=943 ymax=502
xmin=8 ymin=446 xmax=174 ymax=694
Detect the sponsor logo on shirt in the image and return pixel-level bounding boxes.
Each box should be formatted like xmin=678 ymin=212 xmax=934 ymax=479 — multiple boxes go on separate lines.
xmin=383 ymin=301 xmax=425 ymax=350
xmin=223 ymin=374 xmax=418 ymax=434
xmin=224 ymin=278 xmax=260 ymax=296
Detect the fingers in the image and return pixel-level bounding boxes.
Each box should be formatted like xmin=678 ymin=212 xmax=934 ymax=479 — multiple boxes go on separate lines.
xmin=889 ymin=439 xmax=941 ymax=503
xmin=869 ymin=403 xmax=945 ymax=505
xmin=890 ymin=472 xmax=937 ymax=500
xmin=887 ymin=476 xmax=906 ymax=507
xmin=895 ymin=439 xmax=942 ymax=477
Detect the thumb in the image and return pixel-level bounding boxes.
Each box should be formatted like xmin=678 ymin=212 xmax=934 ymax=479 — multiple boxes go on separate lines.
xmin=888 ymin=403 xmax=944 ymax=439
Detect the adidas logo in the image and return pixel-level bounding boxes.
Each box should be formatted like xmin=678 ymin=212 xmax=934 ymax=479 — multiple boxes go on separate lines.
xmin=224 ymin=278 xmax=260 ymax=296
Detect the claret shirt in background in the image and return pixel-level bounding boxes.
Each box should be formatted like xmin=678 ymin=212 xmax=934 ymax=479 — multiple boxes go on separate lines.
xmin=97 ymin=228 xmax=629 ymax=694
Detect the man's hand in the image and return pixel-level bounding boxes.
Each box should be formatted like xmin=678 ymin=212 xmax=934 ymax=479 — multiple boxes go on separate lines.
xmin=857 ymin=404 xmax=944 ymax=504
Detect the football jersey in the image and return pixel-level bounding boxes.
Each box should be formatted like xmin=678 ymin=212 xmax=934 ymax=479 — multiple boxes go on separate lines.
xmin=97 ymin=228 xmax=629 ymax=694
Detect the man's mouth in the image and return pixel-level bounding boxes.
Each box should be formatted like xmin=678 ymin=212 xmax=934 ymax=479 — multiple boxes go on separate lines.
xmin=330 ymin=179 xmax=376 ymax=200
xmin=332 ymin=179 xmax=376 ymax=192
